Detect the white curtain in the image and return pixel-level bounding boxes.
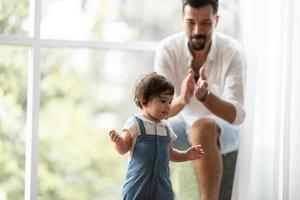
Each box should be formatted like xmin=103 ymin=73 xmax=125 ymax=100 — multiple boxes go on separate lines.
xmin=232 ymin=0 xmax=300 ymax=199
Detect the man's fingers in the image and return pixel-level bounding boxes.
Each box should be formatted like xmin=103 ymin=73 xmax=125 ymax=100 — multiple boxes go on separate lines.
xmin=185 ymin=70 xmax=196 ymax=90
xmin=188 ymin=68 xmax=194 ymax=75
xmin=187 ymin=79 xmax=195 ymax=88
xmin=187 ymin=69 xmax=195 ymax=82
xmin=199 ymin=67 xmax=207 ymax=80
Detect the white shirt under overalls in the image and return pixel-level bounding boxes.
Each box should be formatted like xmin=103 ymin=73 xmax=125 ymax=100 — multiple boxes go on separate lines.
xmin=123 ymin=113 xmax=177 ymax=162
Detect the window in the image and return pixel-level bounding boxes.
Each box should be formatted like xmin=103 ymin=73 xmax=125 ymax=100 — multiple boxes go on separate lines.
xmin=0 ymin=0 xmax=240 ymax=199
xmin=38 ymin=48 xmax=153 ymax=199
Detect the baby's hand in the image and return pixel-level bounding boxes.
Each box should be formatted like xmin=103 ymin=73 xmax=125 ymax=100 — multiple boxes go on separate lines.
xmin=109 ymin=130 xmax=122 ymax=144
xmin=186 ymin=144 xmax=205 ymax=160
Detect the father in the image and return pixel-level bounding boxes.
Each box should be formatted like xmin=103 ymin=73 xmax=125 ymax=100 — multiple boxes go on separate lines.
xmin=154 ymin=0 xmax=245 ymax=199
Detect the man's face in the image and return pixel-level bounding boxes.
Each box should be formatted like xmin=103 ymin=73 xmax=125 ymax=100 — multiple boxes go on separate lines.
xmin=183 ymin=4 xmax=218 ymax=51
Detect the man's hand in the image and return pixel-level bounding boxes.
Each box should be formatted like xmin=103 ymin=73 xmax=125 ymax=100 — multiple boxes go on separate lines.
xmin=185 ymin=144 xmax=205 ymax=160
xmin=195 ymin=67 xmax=209 ymax=101
xmin=180 ymin=69 xmax=195 ymax=105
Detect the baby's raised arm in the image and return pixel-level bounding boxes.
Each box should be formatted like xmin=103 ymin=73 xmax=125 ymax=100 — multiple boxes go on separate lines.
xmin=109 ymin=129 xmax=132 ymax=155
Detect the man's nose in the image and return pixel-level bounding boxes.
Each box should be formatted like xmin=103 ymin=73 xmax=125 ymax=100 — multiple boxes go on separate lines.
xmin=193 ymin=24 xmax=203 ymax=35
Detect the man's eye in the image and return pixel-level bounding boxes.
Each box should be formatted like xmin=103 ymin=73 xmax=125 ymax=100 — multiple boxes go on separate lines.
xmin=161 ymin=100 xmax=166 ymax=103
xmin=187 ymin=21 xmax=195 ymax=26
xmin=202 ymin=22 xmax=212 ymax=26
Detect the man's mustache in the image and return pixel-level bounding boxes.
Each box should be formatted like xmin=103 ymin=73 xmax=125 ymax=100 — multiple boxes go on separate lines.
xmin=192 ymin=34 xmax=206 ymax=40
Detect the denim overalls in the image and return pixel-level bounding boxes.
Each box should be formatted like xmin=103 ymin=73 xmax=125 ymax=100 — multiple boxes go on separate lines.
xmin=122 ymin=117 xmax=174 ymax=200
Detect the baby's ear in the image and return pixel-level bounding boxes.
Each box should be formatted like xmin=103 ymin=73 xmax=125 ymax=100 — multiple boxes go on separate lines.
xmin=141 ymin=98 xmax=148 ymax=106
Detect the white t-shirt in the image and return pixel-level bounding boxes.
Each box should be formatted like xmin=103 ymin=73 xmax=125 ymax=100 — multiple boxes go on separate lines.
xmin=154 ymin=31 xmax=245 ymax=126
xmin=123 ymin=113 xmax=177 ymax=161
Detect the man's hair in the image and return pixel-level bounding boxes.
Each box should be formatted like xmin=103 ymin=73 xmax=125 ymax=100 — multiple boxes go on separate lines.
xmin=182 ymin=0 xmax=219 ymax=14
xmin=134 ymin=72 xmax=174 ymax=109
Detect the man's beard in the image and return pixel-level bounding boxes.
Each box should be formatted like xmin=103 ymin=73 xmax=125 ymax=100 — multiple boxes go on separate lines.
xmin=188 ymin=34 xmax=207 ymax=51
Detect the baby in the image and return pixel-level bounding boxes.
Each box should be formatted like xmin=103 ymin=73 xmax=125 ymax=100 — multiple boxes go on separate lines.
xmin=109 ymin=72 xmax=205 ymax=200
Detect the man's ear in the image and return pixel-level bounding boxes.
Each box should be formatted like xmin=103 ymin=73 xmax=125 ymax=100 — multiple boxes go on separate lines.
xmin=214 ymin=15 xmax=220 ymax=28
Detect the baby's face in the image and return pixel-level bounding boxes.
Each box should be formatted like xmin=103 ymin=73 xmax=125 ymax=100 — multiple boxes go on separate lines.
xmin=142 ymin=92 xmax=173 ymax=122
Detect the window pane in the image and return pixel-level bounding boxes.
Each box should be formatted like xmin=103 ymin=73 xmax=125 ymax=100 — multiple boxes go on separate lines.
xmin=41 ymin=0 xmax=240 ymax=42
xmin=41 ymin=0 xmax=182 ymax=41
xmin=0 ymin=45 xmax=28 ymax=200
xmin=218 ymin=0 xmax=241 ymax=40
xmin=0 ymin=0 xmax=29 ymax=36
xmin=39 ymin=48 xmax=153 ymax=200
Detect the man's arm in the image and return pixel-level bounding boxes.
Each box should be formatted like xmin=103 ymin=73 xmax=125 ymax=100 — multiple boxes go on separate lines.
xmin=195 ymin=61 xmax=245 ymax=125
xmin=168 ymin=98 xmax=185 ymax=118
xmin=200 ymin=92 xmax=237 ymax=124
xmin=168 ymin=69 xmax=195 ymax=118
xmin=154 ymin=46 xmax=195 ymax=118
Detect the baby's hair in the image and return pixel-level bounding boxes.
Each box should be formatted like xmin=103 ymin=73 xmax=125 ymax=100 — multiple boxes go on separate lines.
xmin=134 ymin=72 xmax=174 ymax=109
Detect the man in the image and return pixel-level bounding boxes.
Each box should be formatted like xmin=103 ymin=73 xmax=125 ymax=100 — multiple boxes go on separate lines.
xmin=154 ymin=0 xmax=245 ymax=199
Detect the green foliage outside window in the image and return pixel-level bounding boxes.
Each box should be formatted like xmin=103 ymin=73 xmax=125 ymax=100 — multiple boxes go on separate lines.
xmin=0 ymin=46 xmax=27 ymax=200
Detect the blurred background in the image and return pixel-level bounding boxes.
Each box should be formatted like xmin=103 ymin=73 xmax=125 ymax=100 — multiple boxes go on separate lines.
xmin=0 ymin=0 xmax=240 ymax=199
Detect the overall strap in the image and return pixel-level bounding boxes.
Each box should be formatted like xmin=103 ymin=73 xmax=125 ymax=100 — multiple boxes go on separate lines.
xmin=134 ymin=116 xmax=146 ymax=135
xmin=165 ymin=126 xmax=171 ymax=139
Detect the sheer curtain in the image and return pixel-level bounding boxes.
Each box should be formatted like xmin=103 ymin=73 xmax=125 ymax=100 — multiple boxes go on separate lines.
xmin=232 ymin=0 xmax=300 ymax=199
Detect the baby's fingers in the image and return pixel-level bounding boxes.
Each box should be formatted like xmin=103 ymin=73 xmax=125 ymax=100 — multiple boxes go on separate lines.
xmin=111 ymin=133 xmax=118 ymax=141
xmin=109 ymin=130 xmax=120 ymax=142
xmin=195 ymin=144 xmax=205 ymax=153
xmin=192 ymin=145 xmax=205 ymax=157
xmin=109 ymin=129 xmax=117 ymax=136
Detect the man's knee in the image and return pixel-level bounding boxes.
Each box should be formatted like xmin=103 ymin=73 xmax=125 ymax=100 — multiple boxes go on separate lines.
xmin=189 ymin=118 xmax=220 ymax=144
